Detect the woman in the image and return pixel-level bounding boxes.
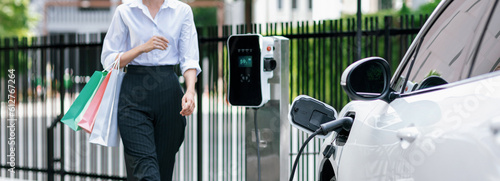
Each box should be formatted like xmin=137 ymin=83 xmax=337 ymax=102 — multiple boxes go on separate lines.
xmin=101 ymin=0 xmax=201 ymax=180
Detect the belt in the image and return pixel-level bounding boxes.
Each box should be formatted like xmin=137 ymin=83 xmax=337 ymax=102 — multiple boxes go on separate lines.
xmin=125 ymin=65 xmax=175 ymax=74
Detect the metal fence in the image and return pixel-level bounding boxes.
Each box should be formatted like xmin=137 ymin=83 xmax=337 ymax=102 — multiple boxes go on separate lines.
xmin=200 ymin=14 xmax=426 ymax=181
xmin=0 ymin=14 xmax=426 ymax=181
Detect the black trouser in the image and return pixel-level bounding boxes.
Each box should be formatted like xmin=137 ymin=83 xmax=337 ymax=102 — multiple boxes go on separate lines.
xmin=118 ymin=65 xmax=186 ymax=181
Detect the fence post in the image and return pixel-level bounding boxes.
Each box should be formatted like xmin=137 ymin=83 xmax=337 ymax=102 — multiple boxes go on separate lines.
xmin=356 ymin=0 xmax=362 ymax=60
xmin=384 ymin=16 xmax=392 ymax=68
xmin=12 ymin=37 xmax=20 ymax=179
xmin=47 ymin=114 xmax=62 ymax=181
xmin=196 ymin=29 xmax=203 ymax=181
xmin=47 ymin=126 xmax=54 ymax=181
xmin=58 ymin=34 xmax=66 ymax=181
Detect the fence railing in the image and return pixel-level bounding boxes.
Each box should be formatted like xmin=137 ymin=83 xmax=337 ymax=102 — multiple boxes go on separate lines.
xmin=199 ymin=14 xmax=426 ymax=181
xmin=0 ymin=14 xmax=426 ymax=181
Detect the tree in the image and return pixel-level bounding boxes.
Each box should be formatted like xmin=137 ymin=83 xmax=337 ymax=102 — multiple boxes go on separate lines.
xmin=414 ymin=0 xmax=442 ymax=15
xmin=193 ymin=7 xmax=217 ymax=28
xmin=0 ymin=0 xmax=37 ymax=37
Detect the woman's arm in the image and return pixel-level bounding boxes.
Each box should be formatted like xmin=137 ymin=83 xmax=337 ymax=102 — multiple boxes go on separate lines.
xmin=178 ymin=6 xmax=201 ymax=116
xmin=116 ymin=36 xmax=169 ymax=68
xmin=180 ymin=69 xmax=197 ymax=116
xmin=101 ymin=8 xmax=169 ymax=69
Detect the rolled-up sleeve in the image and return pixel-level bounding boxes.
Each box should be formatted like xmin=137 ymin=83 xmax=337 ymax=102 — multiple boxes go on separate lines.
xmin=101 ymin=7 xmax=128 ymax=69
xmin=178 ymin=7 xmax=201 ymax=76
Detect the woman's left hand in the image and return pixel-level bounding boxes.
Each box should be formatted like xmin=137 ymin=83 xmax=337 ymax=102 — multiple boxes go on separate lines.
xmin=180 ymin=90 xmax=196 ymax=116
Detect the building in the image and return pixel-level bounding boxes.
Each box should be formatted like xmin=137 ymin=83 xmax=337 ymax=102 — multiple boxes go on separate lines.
xmin=224 ymin=0 xmax=342 ymax=26
xmin=30 ymin=0 xmax=121 ymax=35
xmin=30 ymin=0 xmax=429 ymax=35
xmin=227 ymin=0 xmax=427 ymax=25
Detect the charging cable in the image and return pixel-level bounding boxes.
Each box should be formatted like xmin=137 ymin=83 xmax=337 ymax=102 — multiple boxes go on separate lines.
xmin=289 ymin=117 xmax=353 ymax=181
xmin=289 ymin=130 xmax=319 ymax=181
xmin=253 ymin=108 xmax=262 ymax=181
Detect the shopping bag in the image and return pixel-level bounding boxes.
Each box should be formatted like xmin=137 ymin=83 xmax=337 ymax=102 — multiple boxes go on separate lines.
xmin=61 ymin=71 xmax=107 ymax=131
xmin=89 ymin=59 xmax=124 ymax=147
xmin=78 ymin=71 xmax=112 ymax=133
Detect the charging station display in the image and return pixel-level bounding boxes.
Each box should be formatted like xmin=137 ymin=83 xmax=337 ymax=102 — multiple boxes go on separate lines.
xmin=228 ymin=35 xmax=263 ymax=106
xmin=238 ymin=56 xmax=253 ymax=67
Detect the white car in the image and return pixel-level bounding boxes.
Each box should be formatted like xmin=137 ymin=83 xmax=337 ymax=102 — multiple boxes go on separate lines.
xmin=289 ymin=0 xmax=500 ymax=180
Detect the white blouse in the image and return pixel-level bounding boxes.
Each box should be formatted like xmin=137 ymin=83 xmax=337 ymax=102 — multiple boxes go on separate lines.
xmin=101 ymin=0 xmax=201 ymax=75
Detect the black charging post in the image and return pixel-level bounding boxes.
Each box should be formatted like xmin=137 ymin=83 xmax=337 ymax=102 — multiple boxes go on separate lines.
xmin=227 ymin=34 xmax=290 ymax=181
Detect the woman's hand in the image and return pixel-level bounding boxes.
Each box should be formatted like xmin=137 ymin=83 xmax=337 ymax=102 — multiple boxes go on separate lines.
xmin=118 ymin=36 xmax=169 ymax=68
xmin=180 ymin=69 xmax=197 ymax=116
xmin=180 ymin=90 xmax=196 ymax=116
xmin=141 ymin=36 xmax=169 ymax=53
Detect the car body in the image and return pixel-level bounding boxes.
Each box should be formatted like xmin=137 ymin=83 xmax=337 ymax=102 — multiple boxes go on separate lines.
xmin=291 ymin=0 xmax=500 ymax=180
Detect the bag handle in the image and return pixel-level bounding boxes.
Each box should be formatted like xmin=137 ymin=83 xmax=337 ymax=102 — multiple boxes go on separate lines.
xmin=114 ymin=53 xmax=122 ymax=70
xmin=103 ymin=53 xmax=124 ymax=72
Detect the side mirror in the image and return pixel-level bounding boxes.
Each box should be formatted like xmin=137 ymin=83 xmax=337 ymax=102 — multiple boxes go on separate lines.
xmin=341 ymin=57 xmax=392 ymax=101
xmin=288 ymin=95 xmax=337 ymax=139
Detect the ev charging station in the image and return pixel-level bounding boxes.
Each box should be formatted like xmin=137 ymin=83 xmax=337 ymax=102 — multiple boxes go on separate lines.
xmin=227 ymin=34 xmax=290 ymax=181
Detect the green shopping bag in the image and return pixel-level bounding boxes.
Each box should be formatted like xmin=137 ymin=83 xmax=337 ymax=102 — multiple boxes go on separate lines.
xmin=61 ymin=71 xmax=108 ymax=131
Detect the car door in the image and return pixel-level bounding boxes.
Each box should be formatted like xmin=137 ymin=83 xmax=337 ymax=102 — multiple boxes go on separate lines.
xmin=335 ymin=0 xmax=500 ymax=180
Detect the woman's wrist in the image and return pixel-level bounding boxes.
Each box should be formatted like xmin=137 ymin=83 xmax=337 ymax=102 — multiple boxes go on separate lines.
xmin=138 ymin=44 xmax=146 ymax=53
xmin=186 ymin=89 xmax=196 ymax=95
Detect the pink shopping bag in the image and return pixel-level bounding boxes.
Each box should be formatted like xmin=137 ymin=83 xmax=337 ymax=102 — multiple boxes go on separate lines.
xmin=78 ymin=70 xmax=112 ymax=133
xmin=89 ymin=64 xmax=124 ymax=147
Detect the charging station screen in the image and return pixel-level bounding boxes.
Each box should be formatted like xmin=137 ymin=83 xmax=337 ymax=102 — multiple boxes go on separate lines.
xmin=238 ymin=56 xmax=253 ymax=67
xmin=228 ymin=35 xmax=262 ymax=106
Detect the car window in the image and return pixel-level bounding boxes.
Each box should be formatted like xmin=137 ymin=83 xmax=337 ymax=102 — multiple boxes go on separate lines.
xmin=469 ymin=1 xmax=500 ymax=76
xmin=393 ymin=0 xmax=497 ymax=93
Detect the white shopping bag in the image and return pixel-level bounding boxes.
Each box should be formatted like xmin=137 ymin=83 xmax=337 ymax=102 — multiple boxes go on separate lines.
xmin=89 ymin=58 xmax=124 ymax=147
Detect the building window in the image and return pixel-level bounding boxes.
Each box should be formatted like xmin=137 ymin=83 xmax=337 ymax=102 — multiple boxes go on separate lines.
xmin=278 ymin=0 xmax=282 ymax=9
xmin=308 ymin=0 xmax=312 ymax=9
xmin=292 ymin=0 xmax=297 ymax=9
xmin=78 ymin=0 xmax=111 ymax=11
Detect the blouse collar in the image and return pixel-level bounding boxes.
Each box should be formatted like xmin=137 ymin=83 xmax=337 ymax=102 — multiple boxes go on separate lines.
xmin=128 ymin=0 xmax=178 ymax=9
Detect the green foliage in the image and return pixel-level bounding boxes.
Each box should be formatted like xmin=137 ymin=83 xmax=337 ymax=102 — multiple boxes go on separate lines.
xmin=426 ymin=69 xmax=442 ymax=77
xmin=0 ymin=0 xmax=37 ymax=37
xmin=342 ymin=0 xmax=442 ymax=18
xmin=416 ymin=1 xmax=442 ymax=14
xmin=399 ymin=2 xmax=412 ymax=15
xmin=192 ymin=7 xmax=217 ymax=28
